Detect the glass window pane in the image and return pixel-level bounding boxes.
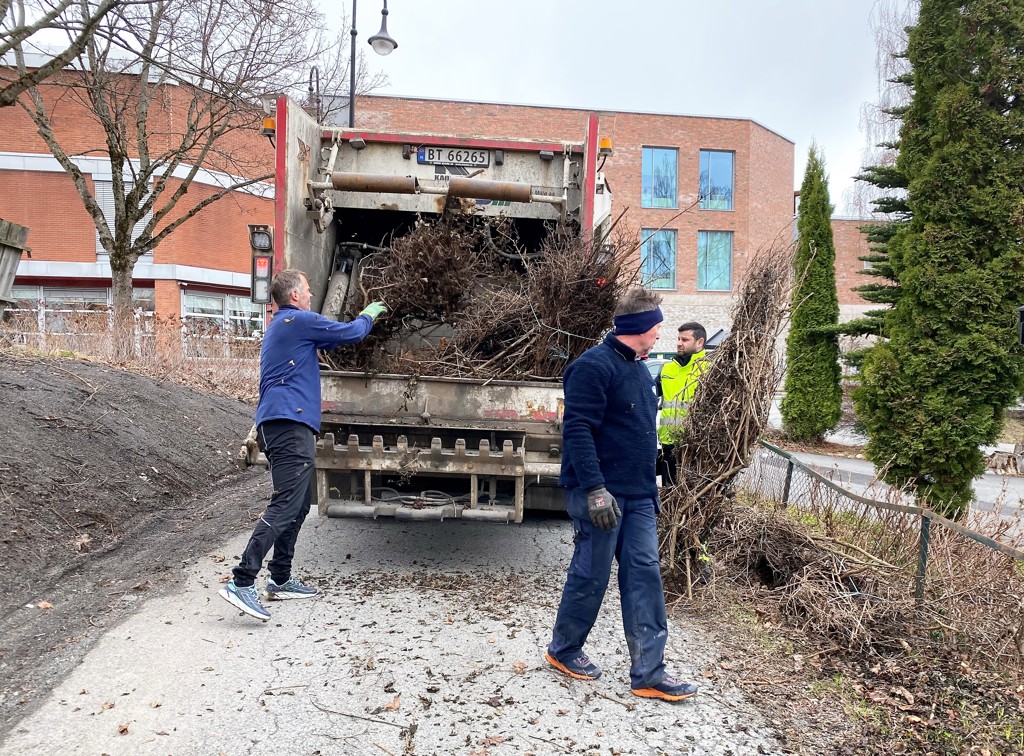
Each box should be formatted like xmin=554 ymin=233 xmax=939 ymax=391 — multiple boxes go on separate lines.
xmin=641 ymin=147 xmax=677 ymax=209
xmin=42 ymin=287 xmax=109 ymax=309
xmin=226 ymin=295 xmax=265 ymax=336
xmin=699 ymin=150 xmax=734 ymax=211
xmin=184 ymin=293 xmax=225 ymax=317
xmin=641 ymin=229 xmax=676 ymax=289
xmin=697 ymin=231 xmax=733 ymax=291
xmin=10 ymin=285 xmax=40 ymax=305
xmin=132 ymin=288 xmax=155 ymax=312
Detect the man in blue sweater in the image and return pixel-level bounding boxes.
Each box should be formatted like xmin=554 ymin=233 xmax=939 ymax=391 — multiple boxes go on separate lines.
xmin=220 ymin=269 xmax=386 ymax=621
xmin=546 ymin=288 xmax=698 ymax=702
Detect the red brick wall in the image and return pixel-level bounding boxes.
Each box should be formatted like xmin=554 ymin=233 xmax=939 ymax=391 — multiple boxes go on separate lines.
xmin=831 ymin=218 xmax=874 ymax=305
xmin=0 ymin=170 xmax=97 ymax=261
xmin=153 ymin=178 xmax=271 ymax=272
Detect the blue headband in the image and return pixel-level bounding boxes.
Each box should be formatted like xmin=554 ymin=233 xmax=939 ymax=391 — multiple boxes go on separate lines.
xmin=613 ymin=307 xmax=664 ymax=335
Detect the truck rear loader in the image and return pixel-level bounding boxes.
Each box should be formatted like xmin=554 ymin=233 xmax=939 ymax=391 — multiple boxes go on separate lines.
xmin=258 ymin=95 xmax=614 ymax=523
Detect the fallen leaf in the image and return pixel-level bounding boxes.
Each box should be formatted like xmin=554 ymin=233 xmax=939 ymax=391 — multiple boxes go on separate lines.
xmin=479 ymin=735 xmax=506 ymax=746
xmin=101 ymin=702 xmax=115 ymax=710
xmin=383 ymin=694 xmax=400 ymax=712
xmin=211 ymin=555 xmax=225 ymax=563
xmin=37 ymin=601 xmax=54 ymax=610
xmin=894 ymin=686 xmax=915 ymax=706
xmin=150 ymin=701 xmax=161 ymax=708
xmin=117 ymin=723 xmax=129 ymax=735
xmin=511 ymin=661 xmax=527 ymax=675
xmin=218 ymin=575 xmax=231 ymax=583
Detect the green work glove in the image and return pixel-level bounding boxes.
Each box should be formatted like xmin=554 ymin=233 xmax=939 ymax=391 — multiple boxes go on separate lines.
xmin=360 ymin=301 xmax=387 ymax=321
xmin=587 ymin=486 xmax=621 ymax=531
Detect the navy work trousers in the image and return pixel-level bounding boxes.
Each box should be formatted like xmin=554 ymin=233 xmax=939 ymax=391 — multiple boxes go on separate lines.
xmin=232 ymin=419 xmax=315 ymax=588
xmin=548 ymin=488 xmax=669 ymax=688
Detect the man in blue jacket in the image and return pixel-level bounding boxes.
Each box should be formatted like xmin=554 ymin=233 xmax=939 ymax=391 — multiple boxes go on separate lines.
xmin=546 ymin=288 xmax=698 ymax=702
xmin=220 ymin=269 xmax=386 ymax=621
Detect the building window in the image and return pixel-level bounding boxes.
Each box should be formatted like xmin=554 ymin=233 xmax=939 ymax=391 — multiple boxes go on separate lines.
xmin=697 ymin=231 xmax=732 ymax=291
xmin=640 ymin=229 xmax=676 ymax=290
xmin=641 ymin=147 xmax=678 ymax=209
xmin=184 ymin=291 xmax=264 ymax=337
xmin=699 ymin=150 xmax=734 ymax=211
xmin=94 ymin=179 xmax=153 ymax=259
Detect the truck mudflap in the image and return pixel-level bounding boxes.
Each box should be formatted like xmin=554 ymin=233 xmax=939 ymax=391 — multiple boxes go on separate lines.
xmin=315 ymin=432 xmax=561 ymax=523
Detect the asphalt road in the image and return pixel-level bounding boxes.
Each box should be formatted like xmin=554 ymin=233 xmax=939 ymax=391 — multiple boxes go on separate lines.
xmin=2 ymin=506 xmax=783 ymax=756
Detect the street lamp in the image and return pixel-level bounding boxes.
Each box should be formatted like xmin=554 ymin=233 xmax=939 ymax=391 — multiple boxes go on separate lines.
xmin=349 ymin=0 xmax=398 ymax=128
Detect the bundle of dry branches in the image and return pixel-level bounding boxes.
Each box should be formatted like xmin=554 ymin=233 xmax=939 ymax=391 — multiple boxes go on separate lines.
xmin=322 ymin=212 xmax=640 ymax=380
xmin=714 ymin=509 xmax=913 ymax=654
xmin=659 ymin=242 xmax=795 ymax=578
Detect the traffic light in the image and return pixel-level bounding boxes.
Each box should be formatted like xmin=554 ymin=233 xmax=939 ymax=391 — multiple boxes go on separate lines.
xmin=249 ymin=224 xmax=274 ymax=304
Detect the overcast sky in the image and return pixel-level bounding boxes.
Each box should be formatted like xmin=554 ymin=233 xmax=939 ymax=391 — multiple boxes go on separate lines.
xmin=344 ymin=0 xmax=912 ymax=216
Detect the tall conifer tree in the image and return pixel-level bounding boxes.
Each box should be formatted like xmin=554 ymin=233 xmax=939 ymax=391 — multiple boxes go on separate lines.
xmin=782 ymin=147 xmax=842 ymax=441
xmin=854 ymin=0 xmax=1024 ymax=517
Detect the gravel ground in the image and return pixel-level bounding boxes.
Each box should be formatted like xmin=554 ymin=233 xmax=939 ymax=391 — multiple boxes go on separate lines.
xmin=1 ymin=496 xmax=784 ymax=755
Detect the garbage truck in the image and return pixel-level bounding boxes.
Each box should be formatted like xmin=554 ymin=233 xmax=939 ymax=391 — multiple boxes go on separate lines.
xmin=255 ymin=95 xmax=614 ymax=523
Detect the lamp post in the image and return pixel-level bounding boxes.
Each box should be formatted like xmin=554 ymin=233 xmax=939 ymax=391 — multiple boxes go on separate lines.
xmin=349 ymin=0 xmax=397 ymax=128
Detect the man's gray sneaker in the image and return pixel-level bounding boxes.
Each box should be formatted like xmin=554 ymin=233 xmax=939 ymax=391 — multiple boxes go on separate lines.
xmin=265 ymin=576 xmax=318 ymax=600
xmin=219 ymin=579 xmax=271 ymax=621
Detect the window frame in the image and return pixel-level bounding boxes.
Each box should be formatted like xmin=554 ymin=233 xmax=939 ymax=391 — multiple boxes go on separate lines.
xmin=640 ymin=228 xmax=677 ymax=290
xmin=697 ymin=230 xmax=733 ymax=292
xmin=699 ymin=150 xmax=735 ymax=211
xmin=641 ymin=146 xmax=679 ymax=210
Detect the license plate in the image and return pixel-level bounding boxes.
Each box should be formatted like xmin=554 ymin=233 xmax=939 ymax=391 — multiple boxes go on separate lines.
xmin=417 ymin=146 xmax=489 ymax=167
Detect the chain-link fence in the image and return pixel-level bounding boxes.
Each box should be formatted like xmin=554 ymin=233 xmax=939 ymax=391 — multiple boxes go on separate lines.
xmin=735 ymin=440 xmax=1024 ymax=661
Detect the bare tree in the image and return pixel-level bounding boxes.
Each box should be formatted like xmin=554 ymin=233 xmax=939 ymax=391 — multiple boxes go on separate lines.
xmin=11 ymin=0 xmax=385 ymax=356
xmin=842 ymin=0 xmax=917 ymax=217
xmin=1 ymin=0 xmax=132 ymax=108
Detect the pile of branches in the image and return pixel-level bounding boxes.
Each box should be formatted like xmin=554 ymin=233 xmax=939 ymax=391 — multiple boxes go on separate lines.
xmin=712 ymin=508 xmax=914 ymax=654
xmin=322 ymin=212 xmax=639 ymax=380
xmin=659 ymin=242 xmax=795 ymax=581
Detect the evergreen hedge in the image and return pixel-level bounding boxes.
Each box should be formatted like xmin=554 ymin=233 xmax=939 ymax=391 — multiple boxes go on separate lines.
xmin=854 ymin=0 xmax=1024 ymax=517
xmin=781 ymin=147 xmax=842 ymax=442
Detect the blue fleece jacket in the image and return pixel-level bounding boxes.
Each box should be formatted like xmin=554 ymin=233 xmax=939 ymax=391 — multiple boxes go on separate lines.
xmin=559 ymin=333 xmax=660 ymax=499
xmin=254 ymin=305 xmax=374 ymax=433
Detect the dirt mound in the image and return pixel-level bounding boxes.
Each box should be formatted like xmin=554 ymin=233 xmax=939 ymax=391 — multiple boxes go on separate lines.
xmin=0 ymin=353 xmax=259 ymax=726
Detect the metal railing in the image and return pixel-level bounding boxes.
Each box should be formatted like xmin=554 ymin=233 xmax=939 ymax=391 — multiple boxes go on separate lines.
xmin=740 ymin=440 xmax=1024 ymax=601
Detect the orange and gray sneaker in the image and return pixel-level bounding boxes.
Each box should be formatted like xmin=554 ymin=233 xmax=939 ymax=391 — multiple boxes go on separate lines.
xmin=631 ymin=675 xmax=698 ymax=702
xmin=545 ymin=651 xmax=602 ymax=680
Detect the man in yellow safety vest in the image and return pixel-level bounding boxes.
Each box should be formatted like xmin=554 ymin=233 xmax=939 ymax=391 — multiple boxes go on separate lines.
xmin=657 ymin=322 xmax=710 ymax=486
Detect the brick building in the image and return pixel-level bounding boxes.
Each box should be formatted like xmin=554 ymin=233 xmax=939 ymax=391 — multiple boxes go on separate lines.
xmin=0 ymin=66 xmax=275 ymax=336
xmin=3 ymin=83 xmax=875 ymax=348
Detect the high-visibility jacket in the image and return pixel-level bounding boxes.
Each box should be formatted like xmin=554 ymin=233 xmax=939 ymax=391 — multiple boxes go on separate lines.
xmin=658 ymin=350 xmax=709 ymax=444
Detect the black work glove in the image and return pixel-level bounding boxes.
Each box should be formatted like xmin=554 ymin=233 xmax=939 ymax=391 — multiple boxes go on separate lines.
xmin=587 ymin=487 xmax=621 ymax=531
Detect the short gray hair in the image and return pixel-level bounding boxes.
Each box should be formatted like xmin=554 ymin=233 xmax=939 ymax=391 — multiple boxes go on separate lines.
xmin=270 ymin=269 xmax=306 ymax=307
xmin=614 ymin=288 xmax=663 ymax=316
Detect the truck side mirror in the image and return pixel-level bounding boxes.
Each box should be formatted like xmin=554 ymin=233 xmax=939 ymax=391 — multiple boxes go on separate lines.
xmin=249 ymin=224 xmax=274 ymax=304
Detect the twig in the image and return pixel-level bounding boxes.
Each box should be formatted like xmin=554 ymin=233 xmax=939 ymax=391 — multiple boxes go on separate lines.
xmin=520 ymin=733 xmax=570 ymax=752
xmin=309 ymin=697 xmax=404 ymax=729
xmin=594 ymin=690 xmax=634 ymax=709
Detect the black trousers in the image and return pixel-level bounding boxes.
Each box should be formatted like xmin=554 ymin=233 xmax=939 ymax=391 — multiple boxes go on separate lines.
xmin=657 ymin=443 xmax=677 ymax=487
xmin=232 ymin=419 xmax=315 ymax=587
